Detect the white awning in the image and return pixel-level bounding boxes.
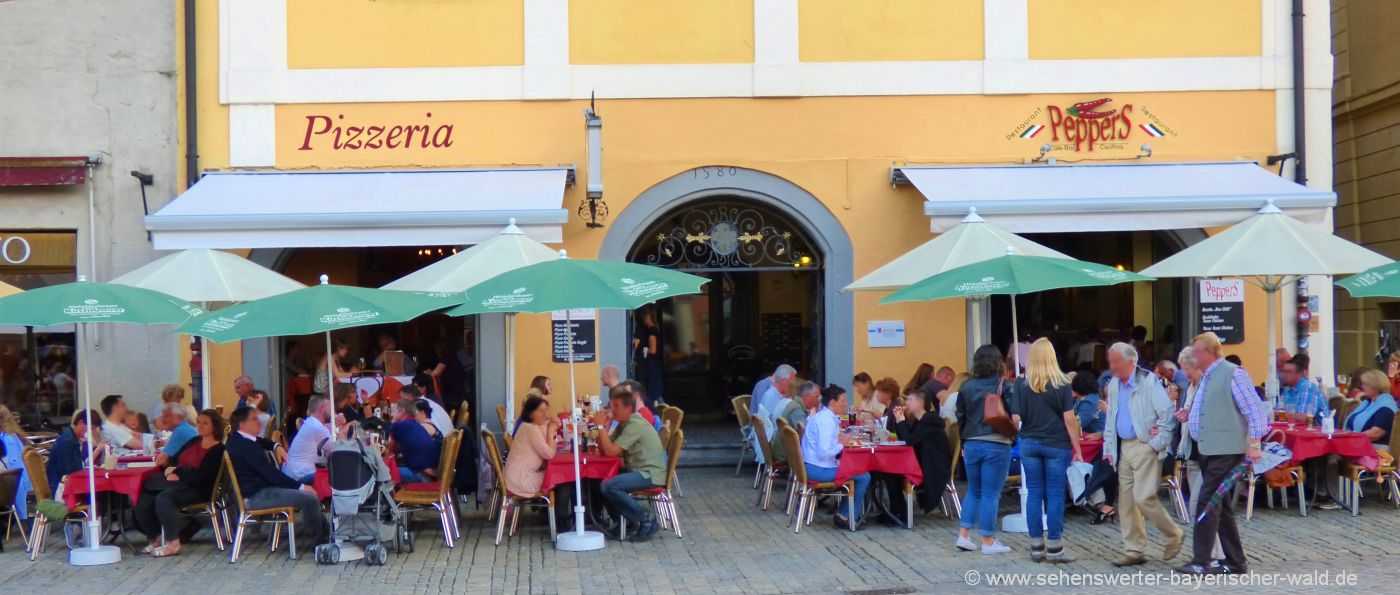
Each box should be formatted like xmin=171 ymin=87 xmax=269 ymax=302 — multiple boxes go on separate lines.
xmin=893 ymin=161 xmax=1336 ymax=233
xmin=146 ymin=167 xmax=572 ymax=249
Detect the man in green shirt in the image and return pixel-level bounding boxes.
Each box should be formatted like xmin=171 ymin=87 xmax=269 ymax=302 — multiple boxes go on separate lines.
xmin=593 ymin=384 xmax=667 ymax=541
xmin=772 ymin=381 xmax=821 ymax=464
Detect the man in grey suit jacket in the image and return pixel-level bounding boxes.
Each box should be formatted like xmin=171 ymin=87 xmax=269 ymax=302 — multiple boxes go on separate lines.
xmin=1103 ymin=342 xmax=1183 ymax=567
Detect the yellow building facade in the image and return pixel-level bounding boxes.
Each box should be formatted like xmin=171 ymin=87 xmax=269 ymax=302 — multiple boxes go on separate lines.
xmin=164 ymin=1 xmax=1336 ymax=422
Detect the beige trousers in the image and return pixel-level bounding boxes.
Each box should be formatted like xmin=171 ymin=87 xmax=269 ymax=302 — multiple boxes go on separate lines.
xmin=1118 ymin=439 xmax=1184 ymax=556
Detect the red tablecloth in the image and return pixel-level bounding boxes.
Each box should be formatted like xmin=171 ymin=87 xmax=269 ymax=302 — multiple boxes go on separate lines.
xmin=1079 ymin=439 xmax=1104 ymax=463
xmin=834 ymin=445 xmax=922 ymax=487
xmin=313 ymin=456 xmax=401 ymax=500
xmin=540 ymin=451 xmax=622 ymax=494
xmin=1269 ymin=423 xmax=1379 ymax=470
xmin=64 ymin=466 xmax=161 ymax=509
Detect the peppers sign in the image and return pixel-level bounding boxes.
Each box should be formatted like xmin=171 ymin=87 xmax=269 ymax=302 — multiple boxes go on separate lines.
xmin=1199 ymin=278 xmax=1245 ymax=345
xmin=1007 ymin=97 xmax=1176 ymax=152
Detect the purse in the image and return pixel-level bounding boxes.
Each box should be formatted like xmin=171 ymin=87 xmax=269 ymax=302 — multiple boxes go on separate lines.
xmin=983 ymin=379 xmax=1018 ymax=438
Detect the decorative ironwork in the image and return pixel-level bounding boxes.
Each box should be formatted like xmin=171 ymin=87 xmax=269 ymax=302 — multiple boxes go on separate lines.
xmin=631 ymin=202 xmax=820 ymax=269
xmin=578 ymin=196 xmax=609 ymax=228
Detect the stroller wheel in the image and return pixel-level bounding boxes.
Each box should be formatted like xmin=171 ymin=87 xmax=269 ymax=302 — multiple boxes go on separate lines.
xmin=367 ymin=543 xmax=388 ymax=566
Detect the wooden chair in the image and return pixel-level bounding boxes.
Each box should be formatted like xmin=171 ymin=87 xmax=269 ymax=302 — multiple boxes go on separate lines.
xmin=453 ymin=401 xmax=471 ymax=427
xmin=1338 ymin=418 xmax=1400 ymax=516
xmin=943 ymin=423 xmax=962 ymax=519
xmin=751 ymin=421 xmax=786 ymax=510
xmin=731 ymin=395 xmax=753 ymax=476
xmin=223 ymin=452 xmax=298 ymax=563
xmin=496 ymin=405 xmax=508 ymax=433
xmin=394 ymin=430 xmax=463 ymax=547
xmin=481 ymin=429 xmax=556 ymax=545
xmin=177 ymin=459 xmax=229 ymax=550
xmin=658 ymin=421 xmax=672 ymax=448
xmin=0 ymin=467 xmax=23 ymax=551
xmin=21 ymin=447 xmax=89 ymax=560
xmin=779 ymin=426 xmax=855 ymax=533
xmin=619 ymin=429 xmax=686 ymax=538
xmin=661 ymin=406 xmax=684 ymax=435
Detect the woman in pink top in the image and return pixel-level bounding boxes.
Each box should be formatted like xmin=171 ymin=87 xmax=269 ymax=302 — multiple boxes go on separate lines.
xmin=503 ymin=395 xmax=560 ymax=497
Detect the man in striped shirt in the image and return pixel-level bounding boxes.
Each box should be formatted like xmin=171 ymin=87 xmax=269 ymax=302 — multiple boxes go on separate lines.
xmin=1279 ymin=356 xmax=1327 ymax=418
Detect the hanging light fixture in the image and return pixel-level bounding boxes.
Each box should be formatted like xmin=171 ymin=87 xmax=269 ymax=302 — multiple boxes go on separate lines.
xmin=580 ymin=93 xmax=608 ymax=228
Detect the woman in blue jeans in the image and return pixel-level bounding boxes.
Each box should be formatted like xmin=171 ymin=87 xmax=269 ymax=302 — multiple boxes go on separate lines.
xmin=954 ymin=345 xmax=1016 ymax=554
xmin=1015 ymin=338 xmax=1083 ymax=563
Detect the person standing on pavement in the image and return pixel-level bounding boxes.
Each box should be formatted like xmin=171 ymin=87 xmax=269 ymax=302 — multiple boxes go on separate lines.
xmin=1102 ymin=342 xmax=1183 ymax=567
xmin=1015 ymin=338 xmax=1083 ymax=563
xmin=1172 ymin=346 xmax=1224 ymax=564
xmin=1175 ymin=332 xmax=1268 ymax=575
xmin=954 ymin=345 xmax=1016 ymax=555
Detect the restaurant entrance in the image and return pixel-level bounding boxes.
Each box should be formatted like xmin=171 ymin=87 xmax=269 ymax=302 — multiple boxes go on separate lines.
xmin=988 ymin=230 xmax=1197 ymax=373
xmin=627 ymin=199 xmax=824 ymax=420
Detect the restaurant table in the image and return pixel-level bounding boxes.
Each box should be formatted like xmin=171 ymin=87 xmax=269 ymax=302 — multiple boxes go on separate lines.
xmin=834 ymin=445 xmax=922 ymax=529
xmin=64 ymin=465 xmax=163 ymax=553
xmin=1079 ymin=439 xmax=1104 ymax=463
xmin=313 ymin=455 xmax=402 ymax=500
xmin=541 ymin=451 xmax=622 ymax=494
xmin=1269 ymin=423 xmax=1379 ymax=470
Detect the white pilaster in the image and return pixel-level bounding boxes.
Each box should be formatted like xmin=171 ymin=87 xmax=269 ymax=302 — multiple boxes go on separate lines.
xmin=523 ymin=0 xmax=570 ymax=99
xmin=982 ymin=0 xmax=1029 ymax=94
xmin=753 ymin=0 xmax=800 ymax=96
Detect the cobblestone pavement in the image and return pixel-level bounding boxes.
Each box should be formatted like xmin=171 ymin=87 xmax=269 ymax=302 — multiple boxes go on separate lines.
xmin=4 ymin=466 xmax=1400 ymax=594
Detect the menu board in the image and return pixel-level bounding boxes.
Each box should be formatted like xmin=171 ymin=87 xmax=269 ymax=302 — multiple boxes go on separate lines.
xmin=551 ymin=309 xmax=596 ymax=363
xmin=1199 ymin=278 xmax=1245 ymax=344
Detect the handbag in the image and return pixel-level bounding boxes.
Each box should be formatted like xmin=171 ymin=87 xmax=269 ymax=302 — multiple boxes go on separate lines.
xmin=983 ymin=379 xmax=1018 ymax=438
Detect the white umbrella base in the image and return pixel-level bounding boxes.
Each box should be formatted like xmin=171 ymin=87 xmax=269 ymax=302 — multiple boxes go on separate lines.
xmin=1001 ymin=513 xmax=1027 ymax=533
xmin=555 ymin=530 xmax=606 ymax=552
xmin=69 ymin=544 xmax=121 ymax=566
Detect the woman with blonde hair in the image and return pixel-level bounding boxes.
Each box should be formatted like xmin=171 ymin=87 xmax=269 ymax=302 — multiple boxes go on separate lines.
xmin=1013 ymin=338 xmax=1082 ymax=563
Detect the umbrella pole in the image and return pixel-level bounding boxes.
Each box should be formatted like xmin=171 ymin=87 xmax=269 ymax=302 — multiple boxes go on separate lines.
xmin=1002 ymin=295 xmax=1031 ymax=534
xmin=505 ymin=313 xmax=516 ymax=429
xmin=325 ymin=331 xmax=336 ymax=439
xmin=1011 ymin=295 xmax=1021 ymax=375
xmin=199 ymin=301 xmax=212 ymax=410
xmin=1265 ymin=279 xmax=1280 ymax=405
xmin=70 ymin=322 xmax=120 ymax=566
xmin=556 ymin=308 xmax=604 ymax=552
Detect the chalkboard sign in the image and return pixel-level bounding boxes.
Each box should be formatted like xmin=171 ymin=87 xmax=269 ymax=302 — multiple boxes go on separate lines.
xmin=1199 ymin=279 xmax=1245 ymax=345
xmin=552 ymin=309 xmax=596 ymax=363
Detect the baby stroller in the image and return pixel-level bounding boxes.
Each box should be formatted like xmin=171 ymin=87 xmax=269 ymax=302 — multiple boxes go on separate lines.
xmin=314 ymin=434 xmax=403 ymax=565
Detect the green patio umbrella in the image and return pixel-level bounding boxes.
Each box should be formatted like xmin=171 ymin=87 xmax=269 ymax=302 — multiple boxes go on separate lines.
xmin=0 ymin=277 xmax=202 ymax=567
xmin=881 ymin=253 xmax=1149 ymax=535
xmin=1337 ymin=261 xmax=1400 ymax=298
xmin=448 ymin=250 xmax=707 ymax=553
xmin=177 ymin=275 xmax=467 ymax=439
xmin=882 ymin=252 xmax=1153 ymax=372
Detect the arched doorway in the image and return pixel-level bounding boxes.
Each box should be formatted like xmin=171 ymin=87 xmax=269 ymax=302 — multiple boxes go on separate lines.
xmin=598 ymin=167 xmax=853 ymax=421
xmin=628 ymin=199 xmax=823 ymax=414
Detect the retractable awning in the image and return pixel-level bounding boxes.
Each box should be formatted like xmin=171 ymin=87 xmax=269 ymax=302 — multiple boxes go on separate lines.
xmin=892 ymin=161 xmax=1335 ymax=233
xmin=146 ymin=167 xmax=573 ymax=249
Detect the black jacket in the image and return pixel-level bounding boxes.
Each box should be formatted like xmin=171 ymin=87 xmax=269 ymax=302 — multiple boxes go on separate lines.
xmin=225 ymin=432 xmax=297 ymax=498
xmin=894 ymin=412 xmax=953 ymax=512
xmin=173 ymin=440 xmax=226 ymax=499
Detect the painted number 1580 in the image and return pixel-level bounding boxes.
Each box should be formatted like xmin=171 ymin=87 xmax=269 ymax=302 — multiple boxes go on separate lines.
xmin=691 ymin=166 xmax=739 ymax=180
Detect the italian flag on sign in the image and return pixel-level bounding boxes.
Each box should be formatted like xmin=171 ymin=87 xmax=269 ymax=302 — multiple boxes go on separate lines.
xmin=1140 ymin=123 xmax=1166 ymax=138
xmin=1019 ymin=124 xmax=1044 ymax=139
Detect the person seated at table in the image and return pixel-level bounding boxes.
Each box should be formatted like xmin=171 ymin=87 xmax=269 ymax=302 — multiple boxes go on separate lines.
xmin=333 ymin=383 xmax=364 ymax=425
xmin=225 ymin=406 xmax=326 ymax=545
xmin=135 ymin=409 xmax=228 ymax=557
xmin=1343 ymin=369 xmax=1398 ymax=450
xmin=503 ymin=395 xmax=560 ymax=499
xmin=234 ymin=375 xmax=277 ymax=417
xmin=149 ymin=383 xmax=197 ymax=433
xmin=1072 ymin=372 xmax=1105 ymax=439
xmin=0 ymin=405 xmax=34 ymax=521
xmin=245 ymin=390 xmax=275 ymax=437
xmin=282 ymin=396 xmax=347 ymax=485
xmin=47 ymin=410 xmax=105 ymax=490
xmin=530 ymin=375 xmax=553 ymax=398
xmin=592 ymin=384 xmax=667 ymax=542
xmin=124 ymin=409 xmax=152 ymax=435
xmin=389 ymin=399 xmax=443 ymax=484
xmin=857 ymin=377 xmax=898 ymax=419
xmin=889 ymin=388 xmax=952 ymax=518
xmin=939 ymin=372 xmax=970 ymax=423
xmin=772 ymin=382 xmax=820 ymax=465
xmin=99 ymin=394 xmax=154 ymax=452
xmin=153 ymin=402 xmax=199 ymax=468
xmin=619 ymin=380 xmax=662 ymax=431
xmin=1279 ymin=355 xmax=1327 ymax=420
xmin=399 ymin=384 xmax=454 ymax=437
xmin=802 ymin=385 xmax=871 ymax=531
xmin=904 ymin=363 xmax=935 ymax=396
xmin=314 ymin=339 xmax=356 ymax=395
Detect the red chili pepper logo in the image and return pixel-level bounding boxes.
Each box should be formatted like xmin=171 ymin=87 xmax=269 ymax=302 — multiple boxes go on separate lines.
xmin=1067 ymin=97 xmax=1116 ymax=119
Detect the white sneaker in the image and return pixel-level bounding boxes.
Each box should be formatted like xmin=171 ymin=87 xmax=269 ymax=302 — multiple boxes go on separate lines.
xmin=981 ymin=539 xmax=1012 ymax=555
xmin=955 ymin=536 xmax=978 ymax=552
